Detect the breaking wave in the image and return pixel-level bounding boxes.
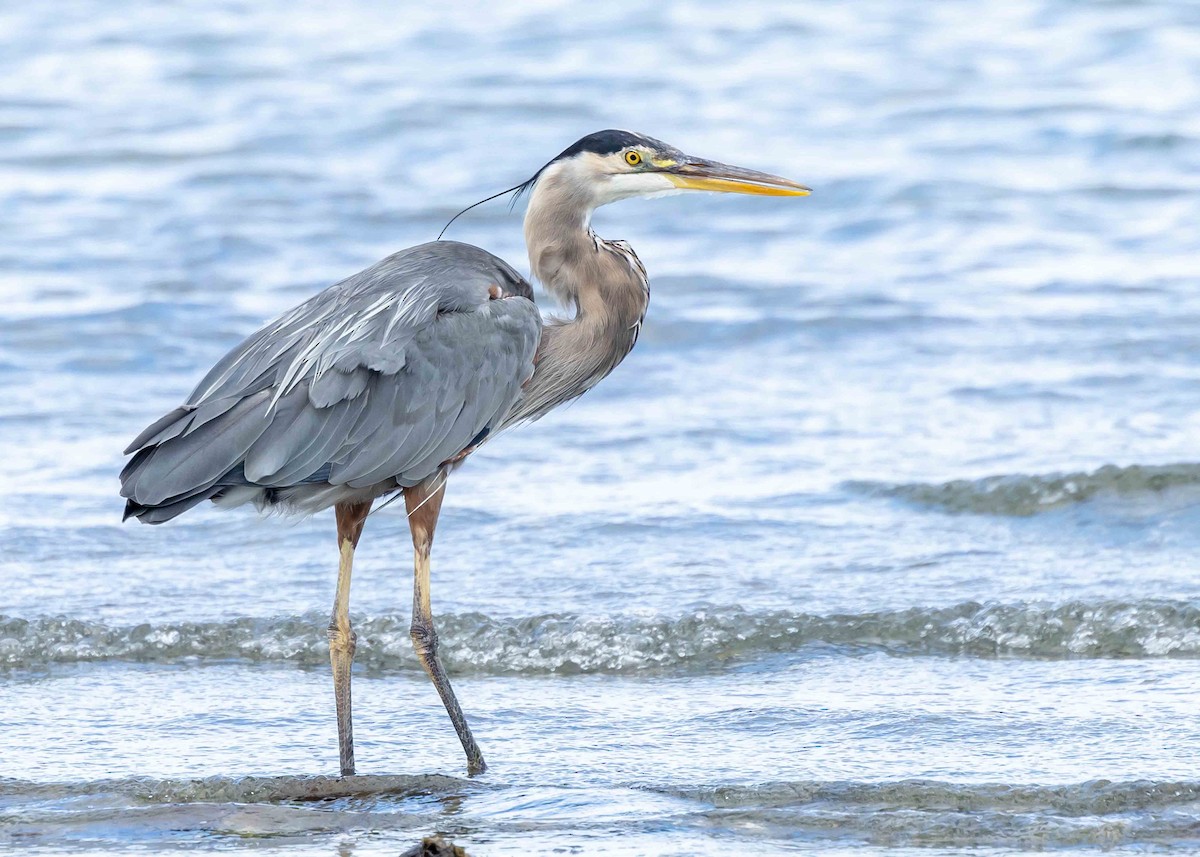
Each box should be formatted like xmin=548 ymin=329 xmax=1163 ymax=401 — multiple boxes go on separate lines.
xmin=850 ymin=461 xmax=1200 ymax=515
xmin=4 ymin=599 xmax=1200 ymax=671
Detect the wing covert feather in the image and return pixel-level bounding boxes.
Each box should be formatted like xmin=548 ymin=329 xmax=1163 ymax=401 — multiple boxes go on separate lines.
xmin=121 ymin=241 xmax=541 ymax=515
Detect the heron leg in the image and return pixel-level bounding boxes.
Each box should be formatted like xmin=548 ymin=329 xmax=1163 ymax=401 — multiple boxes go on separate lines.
xmin=404 ymin=475 xmax=487 ymax=775
xmin=330 ymin=500 xmax=371 ymax=777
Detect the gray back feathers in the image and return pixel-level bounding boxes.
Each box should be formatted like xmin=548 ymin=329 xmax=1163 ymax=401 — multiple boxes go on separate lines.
xmin=121 ymin=241 xmax=540 ymax=522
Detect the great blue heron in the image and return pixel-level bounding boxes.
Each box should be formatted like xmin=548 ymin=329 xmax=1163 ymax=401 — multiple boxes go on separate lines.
xmin=120 ymin=130 xmax=809 ymax=776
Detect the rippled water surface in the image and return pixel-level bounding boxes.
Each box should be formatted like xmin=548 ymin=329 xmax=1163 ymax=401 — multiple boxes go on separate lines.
xmin=3 ymin=0 xmax=1200 ymax=854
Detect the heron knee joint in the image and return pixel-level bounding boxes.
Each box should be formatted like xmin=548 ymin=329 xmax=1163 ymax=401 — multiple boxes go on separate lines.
xmin=328 ymin=624 xmax=357 ymax=655
xmin=409 ymin=622 xmax=438 ymax=656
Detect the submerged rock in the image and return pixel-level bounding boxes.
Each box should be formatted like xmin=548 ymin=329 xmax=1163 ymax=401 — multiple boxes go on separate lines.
xmin=400 ymin=835 xmax=468 ymax=857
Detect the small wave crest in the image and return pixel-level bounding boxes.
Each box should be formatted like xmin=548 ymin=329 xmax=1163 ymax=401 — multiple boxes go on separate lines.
xmin=663 ymin=778 xmax=1200 ymax=814
xmin=849 ymin=462 xmax=1200 ymax=515
xmin=657 ymin=779 xmax=1200 ymax=848
xmin=4 ymin=600 xmax=1200 ymax=671
xmin=0 ymin=774 xmax=476 ymax=846
xmin=0 ymin=772 xmax=471 ymax=805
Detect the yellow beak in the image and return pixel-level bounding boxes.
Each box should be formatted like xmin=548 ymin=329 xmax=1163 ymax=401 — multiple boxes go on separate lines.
xmin=663 ymin=159 xmax=811 ymax=197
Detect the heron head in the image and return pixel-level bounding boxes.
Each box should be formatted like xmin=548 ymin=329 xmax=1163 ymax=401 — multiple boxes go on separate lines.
xmin=524 ymin=129 xmax=810 ymax=208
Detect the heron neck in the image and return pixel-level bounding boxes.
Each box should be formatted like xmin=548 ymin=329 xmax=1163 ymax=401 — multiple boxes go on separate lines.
xmin=507 ymin=179 xmax=649 ymax=424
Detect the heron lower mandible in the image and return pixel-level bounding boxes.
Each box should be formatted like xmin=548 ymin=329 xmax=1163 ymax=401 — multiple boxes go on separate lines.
xmin=120 ymin=130 xmax=810 ymax=776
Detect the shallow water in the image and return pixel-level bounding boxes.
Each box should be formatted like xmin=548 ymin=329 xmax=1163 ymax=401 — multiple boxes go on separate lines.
xmin=3 ymin=0 xmax=1200 ymax=853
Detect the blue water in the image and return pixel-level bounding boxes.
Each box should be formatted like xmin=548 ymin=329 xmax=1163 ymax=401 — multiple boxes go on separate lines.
xmin=3 ymin=0 xmax=1200 ymax=854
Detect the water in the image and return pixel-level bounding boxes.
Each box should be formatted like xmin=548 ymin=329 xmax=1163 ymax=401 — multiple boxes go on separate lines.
xmin=2 ymin=0 xmax=1200 ymax=853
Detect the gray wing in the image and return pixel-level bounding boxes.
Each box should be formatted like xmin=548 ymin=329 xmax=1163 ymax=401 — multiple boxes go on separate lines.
xmin=121 ymin=241 xmax=541 ymax=523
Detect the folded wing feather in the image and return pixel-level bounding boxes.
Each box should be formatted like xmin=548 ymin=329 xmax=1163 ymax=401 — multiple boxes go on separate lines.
xmin=120 ymin=241 xmax=541 ymax=522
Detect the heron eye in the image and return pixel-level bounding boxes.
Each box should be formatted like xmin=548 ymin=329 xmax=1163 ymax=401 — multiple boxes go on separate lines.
xmin=624 ymin=151 xmax=642 ymax=166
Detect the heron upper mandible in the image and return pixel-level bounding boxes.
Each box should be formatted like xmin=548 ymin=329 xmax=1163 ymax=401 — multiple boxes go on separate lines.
xmin=120 ymin=130 xmax=810 ymax=776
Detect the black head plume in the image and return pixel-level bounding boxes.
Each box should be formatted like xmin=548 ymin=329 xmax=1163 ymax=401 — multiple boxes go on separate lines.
xmin=437 ymin=130 xmax=666 ymax=240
